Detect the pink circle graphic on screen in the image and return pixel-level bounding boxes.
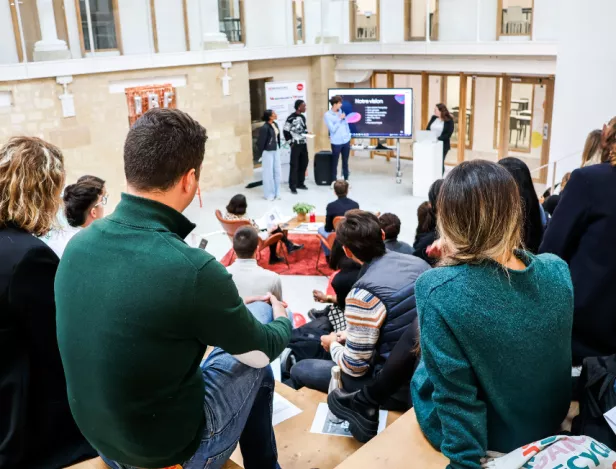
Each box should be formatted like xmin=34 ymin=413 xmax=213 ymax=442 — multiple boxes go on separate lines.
xmin=346 ymin=112 xmax=362 ymax=124
xmin=395 ymin=94 xmax=406 ymax=104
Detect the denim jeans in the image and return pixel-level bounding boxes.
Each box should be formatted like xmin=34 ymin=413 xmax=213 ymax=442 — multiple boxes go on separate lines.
xmin=317 ymin=225 xmax=333 ymax=257
xmin=262 ymin=149 xmax=281 ymax=200
xmin=331 ymin=141 xmax=351 ymax=181
xmin=248 ymin=301 xmax=293 ymax=324
xmin=100 ymin=302 xmax=282 ymax=469
xmin=290 ymin=358 xmax=372 ymax=394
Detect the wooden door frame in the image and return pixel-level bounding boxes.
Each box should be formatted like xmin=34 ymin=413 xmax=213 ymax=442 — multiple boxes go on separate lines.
xmin=349 ymin=0 xmax=380 ymax=42
xmin=437 ymin=73 xmax=474 ymax=152
xmin=149 ymin=0 xmax=192 ymax=52
xmin=404 ymin=0 xmax=440 ymax=41
xmin=292 ymin=0 xmax=305 ymax=45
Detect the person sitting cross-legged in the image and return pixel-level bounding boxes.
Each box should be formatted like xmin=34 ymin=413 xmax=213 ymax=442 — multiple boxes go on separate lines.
xmin=289 ymin=210 xmax=430 ymax=410
xmin=55 ymin=108 xmax=292 ymax=469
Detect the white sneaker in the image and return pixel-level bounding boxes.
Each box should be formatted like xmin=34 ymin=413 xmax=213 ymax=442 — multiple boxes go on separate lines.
xmin=276 ymin=195 xmax=282 ymax=200
xmin=265 ymin=197 xmax=275 ymax=202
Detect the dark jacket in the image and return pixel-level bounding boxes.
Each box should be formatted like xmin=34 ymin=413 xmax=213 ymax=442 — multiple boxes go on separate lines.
xmin=539 ymin=163 xmax=616 ymax=365
xmin=413 ymin=230 xmax=438 ymax=267
xmin=427 ymin=116 xmax=454 ymax=154
xmin=257 ymin=121 xmax=280 ymax=153
xmin=325 ymin=196 xmax=360 ymax=232
xmin=0 ymin=224 xmax=94 ymax=469
xmin=353 ymin=251 xmax=431 ymax=365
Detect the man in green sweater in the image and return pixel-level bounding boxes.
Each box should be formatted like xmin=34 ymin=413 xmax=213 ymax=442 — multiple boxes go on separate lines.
xmin=55 ymin=108 xmax=292 ymax=469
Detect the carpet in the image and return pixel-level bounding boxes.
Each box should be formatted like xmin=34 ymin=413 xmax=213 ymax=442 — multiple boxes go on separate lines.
xmin=220 ymin=234 xmax=333 ymax=276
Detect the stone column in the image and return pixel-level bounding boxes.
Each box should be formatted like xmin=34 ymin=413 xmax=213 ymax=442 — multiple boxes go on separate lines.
xmin=33 ymin=0 xmax=71 ymax=61
xmin=201 ymin=0 xmax=229 ymax=49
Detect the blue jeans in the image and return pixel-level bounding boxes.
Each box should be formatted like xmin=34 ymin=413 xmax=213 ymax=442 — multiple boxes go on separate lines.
xmin=318 ymin=225 xmax=333 ymax=256
xmin=331 ymin=141 xmax=351 ymax=181
xmin=100 ymin=302 xmax=282 ymax=469
xmin=249 ymin=301 xmax=293 ymax=324
xmin=262 ymin=149 xmax=281 ymax=200
xmin=290 ymin=358 xmax=371 ymax=394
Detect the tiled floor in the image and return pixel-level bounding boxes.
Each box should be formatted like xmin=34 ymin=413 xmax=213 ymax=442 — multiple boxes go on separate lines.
xmin=184 ymin=153 xmax=427 ymax=316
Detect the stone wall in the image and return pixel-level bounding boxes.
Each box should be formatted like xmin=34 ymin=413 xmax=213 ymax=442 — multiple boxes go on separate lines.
xmin=0 ymin=62 xmax=253 ymax=210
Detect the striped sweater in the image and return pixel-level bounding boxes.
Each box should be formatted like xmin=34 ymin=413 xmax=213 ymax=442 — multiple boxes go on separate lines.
xmin=330 ymin=287 xmax=387 ymax=377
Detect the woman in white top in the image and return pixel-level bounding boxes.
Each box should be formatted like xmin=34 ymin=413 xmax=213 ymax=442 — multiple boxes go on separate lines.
xmin=45 ymin=177 xmax=107 ymax=258
xmin=426 ymin=103 xmax=455 ymax=175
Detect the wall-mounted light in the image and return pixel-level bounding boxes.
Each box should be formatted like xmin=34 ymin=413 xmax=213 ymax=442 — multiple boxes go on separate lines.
xmin=56 ymin=75 xmax=75 ymax=118
xmin=221 ymin=62 xmax=232 ymax=96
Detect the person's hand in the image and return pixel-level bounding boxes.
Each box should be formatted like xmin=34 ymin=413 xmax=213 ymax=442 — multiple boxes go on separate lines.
xmin=340 ymin=113 xmax=346 ymax=120
xmin=336 ymin=331 xmax=347 ymax=344
xmin=313 ymin=290 xmax=328 ymax=303
xmin=245 ymin=293 xmax=288 ymax=309
xmin=426 ymin=238 xmax=447 ymax=260
xmin=320 ymin=332 xmax=338 ymax=352
xmin=269 ymin=293 xmax=288 ymax=321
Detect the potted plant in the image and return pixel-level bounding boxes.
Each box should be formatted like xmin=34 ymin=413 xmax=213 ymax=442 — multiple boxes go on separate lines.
xmin=293 ymin=202 xmax=315 ymax=222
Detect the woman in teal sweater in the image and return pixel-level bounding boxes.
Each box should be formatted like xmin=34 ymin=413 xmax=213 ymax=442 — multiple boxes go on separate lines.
xmin=411 ymin=160 xmax=574 ymax=469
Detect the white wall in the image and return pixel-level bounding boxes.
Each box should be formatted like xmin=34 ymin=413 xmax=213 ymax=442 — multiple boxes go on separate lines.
xmin=304 ymin=0 xmax=322 ymax=44
xmin=550 ymin=0 xmax=615 ymax=180
xmin=0 ymin=1 xmax=20 ymax=64
xmin=473 ymin=76 xmax=497 ymax=152
xmin=245 ymin=0 xmax=290 ymax=47
xmin=438 ymin=0 xmax=477 ymax=42
xmin=154 ymin=0 xmax=188 ymax=53
xmin=117 ymin=0 xmax=155 ymax=55
xmin=381 ymin=0 xmax=404 ymax=42
xmin=533 ymin=0 xmax=559 ymax=41
xmin=479 ymin=0 xmax=498 ymax=41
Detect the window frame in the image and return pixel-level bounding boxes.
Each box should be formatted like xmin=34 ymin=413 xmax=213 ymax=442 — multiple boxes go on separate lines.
xmin=74 ymin=0 xmax=123 ymax=55
xmin=497 ymin=0 xmax=534 ymax=39
xmin=404 ymin=0 xmax=439 ymax=41
xmin=292 ymin=0 xmax=305 ymax=45
xmin=218 ymin=0 xmax=246 ymax=45
xmin=149 ymin=0 xmax=192 ymax=53
xmin=349 ymin=0 xmax=380 ymax=43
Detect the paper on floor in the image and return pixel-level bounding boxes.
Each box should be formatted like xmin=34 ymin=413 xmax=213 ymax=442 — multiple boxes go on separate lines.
xmin=605 ymin=405 xmax=616 ymax=435
xmin=273 ymin=392 xmax=303 ymax=426
xmin=310 ymin=402 xmax=387 ymax=437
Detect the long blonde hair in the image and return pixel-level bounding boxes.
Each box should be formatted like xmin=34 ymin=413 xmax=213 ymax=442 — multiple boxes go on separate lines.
xmin=581 ymin=129 xmax=602 ymax=167
xmin=437 ymin=160 xmax=522 ymax=266
xmin=0 ymin=137 xmax=65 ymax=236
xmin=602 ymin=117 xmax=616 ymax=166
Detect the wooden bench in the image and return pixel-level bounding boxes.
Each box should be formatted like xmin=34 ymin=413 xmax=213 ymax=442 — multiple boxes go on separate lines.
xmin=334 ymin=408 xmax=449 ymax=469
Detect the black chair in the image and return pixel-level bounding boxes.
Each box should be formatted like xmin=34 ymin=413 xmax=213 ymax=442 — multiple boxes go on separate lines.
xmin=509 ymin=116 xmax=521 ymax=148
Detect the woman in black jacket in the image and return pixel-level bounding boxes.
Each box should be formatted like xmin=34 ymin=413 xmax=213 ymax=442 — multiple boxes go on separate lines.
xmin=426 ymin=103 xmax=455 ymax=174
xmin=0 ymin=137 xmax=96 ymax=468
xmin=413 ymin=178 xmax=444 ymax=266
xmin=257 ymin=109 xmax=282 ymax=201
xmin=540 ymin=117 xmax=616 ymax=365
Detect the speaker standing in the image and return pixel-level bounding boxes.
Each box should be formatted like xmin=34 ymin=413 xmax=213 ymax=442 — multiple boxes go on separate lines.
xmin=283 ymin=100 xmax=310 ymax=195
xmin=324 ymin=95 xmax=352 ymax=182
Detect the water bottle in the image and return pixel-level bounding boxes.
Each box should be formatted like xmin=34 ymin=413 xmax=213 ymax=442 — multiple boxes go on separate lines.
xmin=327 ymin=366 xmax=343 ymax=424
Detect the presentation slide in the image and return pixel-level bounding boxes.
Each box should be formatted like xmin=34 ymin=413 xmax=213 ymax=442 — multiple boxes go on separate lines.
xmin=327 ymin=88 xmax=414 ymax=139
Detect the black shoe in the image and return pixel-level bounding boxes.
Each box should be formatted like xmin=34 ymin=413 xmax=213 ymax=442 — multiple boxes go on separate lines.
xmin=327 ymin=389 xmax=379 ymax=443
xmin=298 ymin=185 xmax=309 ymax=190
xmin=308 ymin=306 xmax=330 ymax=320
xmin=290 ymin=188 xmax=298 ymax=195
xmin=287 ymin=243 xmax=304 ymax=254
xmin=269 ymin=255 xmax=284 ymax=265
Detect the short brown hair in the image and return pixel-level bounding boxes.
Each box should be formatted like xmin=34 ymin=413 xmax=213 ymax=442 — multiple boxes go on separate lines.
xmin=438 ymin=160 xmax=522 ymax=265
xmin=330 ymin=95 xmax=342 ymax=106
xmin=336 ymin=210 xmax=385 ymax=263
xmin=0 ymin=136 xmax=65 ymax=236
xmin=233 ymin=226 xmax=259 ymax=259
xmin=334 ymin=180 xmax=349 ymax=197
xmin=124 ymin=108 xmax=208 ymax=191
xmin=602 ymin=117 xmax=616 ymax=166
xmin=379 ymin=213 xmax=401 ymax=240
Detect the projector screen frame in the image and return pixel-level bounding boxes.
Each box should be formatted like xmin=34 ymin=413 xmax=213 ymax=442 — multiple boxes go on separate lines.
xmin=327 ymin=87 xmax=414 ymax=139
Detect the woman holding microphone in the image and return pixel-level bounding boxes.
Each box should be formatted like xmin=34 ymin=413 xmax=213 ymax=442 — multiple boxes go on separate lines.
xmin=427 ymin=103 xmax=454 ymax=174
xmin=257 ymin=110 xmax=282 ymax=201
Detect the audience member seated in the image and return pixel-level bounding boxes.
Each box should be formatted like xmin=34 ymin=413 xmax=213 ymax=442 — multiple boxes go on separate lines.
xmin=541 ymin=117 xmax=616 ymax=365
xmin=379 ymin=213 xmax=414 ymax=255
xmin=45 ymin=177 xmax=107 ymax=258
xmin=290 ymin=210 xmax=430 ymax=410
xmin=413 ymin=179 xmax=443 ymax=266
xmin=55 ymin=109 xmax=292 ymax=469
xmin=0 ymin=136 xmax=96 ymax=469
xmin=320 ymin=179 xmax=359 ymax=234
xmin=581 ymin=129 xmax=603 ymax=167
xmin=499 ymin=157 xmax=545 ymax=253
xmin=309 ymin=239 xmax=361 ymax=324
xmin=225 ymin=193 xmax=303 ymax=264
xmin=543 ymin=172 xmax=571 ymax=217
xmin=334 ymin=160 xmax=574 ymax=467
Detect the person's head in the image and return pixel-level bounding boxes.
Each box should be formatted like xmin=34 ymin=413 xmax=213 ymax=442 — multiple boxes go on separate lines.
xmin=295 ymin=100 xmax=306 ymax=114
xmin=262 ymin=109 xmax=277 ymax=123
xmin=416 ymin=201 xmax=436 ymax=236
xmin=498 ymin=157 xmax=543 ymax=253
xmin=434 ymin=103 xmax=452 ymax=121
xmin=329 ymin=95 xmax=343 ymax=112
xmin=124 ymin=108 xmax=207 ymax=212
xmin=77 ymin=174 xmax=105 ymax=186
xmin=601 ymin=117 xmax=616 ymax=165
xmin=333 ymin=180 xmax=349 ymax=198
xmin=328 ymin=238 xmax=359 ymax=271
xmin=561 ymin=172 xmax=571 ymax=191
xmin=0 ymin=136 xmax=65 ymax=236
xmin=233 ymin=226 xmax=259 ymax=259
xmin=428 ymin=179 xmax=444 ymax=215
xmin=226 ymin=194 xmax=248 ymax=216
xmin=438 ymin=160 xmax=522 ymax=265
xmin=63 ymin=180 xmax=106 ymax=228
xmin=379 ymin=213 xmax=402 ymax=241
xmin=581 ymin=129 xmax=602 ymax=166
xmin=336 ymin=210 xmax=386 ymax=264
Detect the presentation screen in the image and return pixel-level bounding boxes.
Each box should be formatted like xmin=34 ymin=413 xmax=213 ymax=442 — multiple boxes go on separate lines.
xmin=327 ymin=88 xmax=414 ymax=139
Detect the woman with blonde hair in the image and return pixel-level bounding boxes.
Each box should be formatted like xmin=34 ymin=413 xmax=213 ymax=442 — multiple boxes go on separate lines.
xmin=329 ymin=161 xmax=574 ymax=462
xmin=581 ymin=128 xmax=603 ymax=167
xmin=0 ymin=137 xmax=95 ymax=468
xmin=541 ymin=116 xmax=616 ymax=364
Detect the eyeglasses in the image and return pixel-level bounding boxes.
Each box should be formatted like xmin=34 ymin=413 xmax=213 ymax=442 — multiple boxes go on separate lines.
xmin=94 ymin=195 xmax=108 ymax=208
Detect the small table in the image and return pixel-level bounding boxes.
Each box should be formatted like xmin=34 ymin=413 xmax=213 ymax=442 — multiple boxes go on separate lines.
xmin=285 ymin=215 xmax=326 ymax=232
